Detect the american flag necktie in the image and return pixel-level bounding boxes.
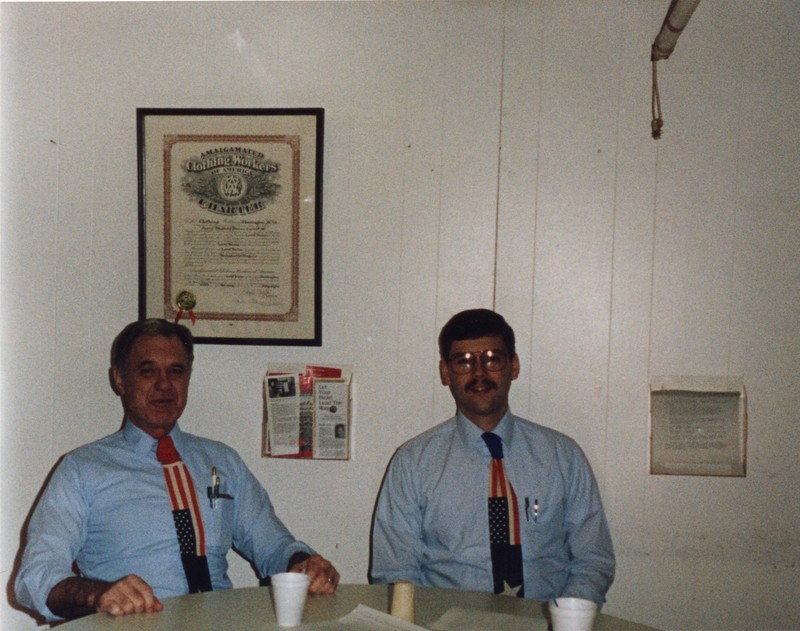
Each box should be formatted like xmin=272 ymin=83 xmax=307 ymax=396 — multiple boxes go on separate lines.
xmin=482 ymin=432 xmax=524 ymax=596
xmin=156 ymin=435 xmax=213 ymax=593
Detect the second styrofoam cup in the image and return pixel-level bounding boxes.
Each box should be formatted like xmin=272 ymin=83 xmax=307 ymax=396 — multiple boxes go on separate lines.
xmin=271 ymin=572 xmax=311 ymax=627
xmin=549 ymin=597 xmax=598 ymax=631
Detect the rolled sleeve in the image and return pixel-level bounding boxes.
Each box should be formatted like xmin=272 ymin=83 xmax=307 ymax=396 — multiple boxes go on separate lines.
xmin=15 ymin=456 xmax=87 ymax=622
xmin=371 ymin=449 xmax=423 ymax=585
xmin=560 ymin=445 xmax=615 ymax=604
xmin=228 ymin=455 xmax=314 ymax=579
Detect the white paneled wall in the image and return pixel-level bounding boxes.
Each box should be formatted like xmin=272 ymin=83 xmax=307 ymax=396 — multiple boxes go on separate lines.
xmin=2 ymin=3 xmax=798 ymax=630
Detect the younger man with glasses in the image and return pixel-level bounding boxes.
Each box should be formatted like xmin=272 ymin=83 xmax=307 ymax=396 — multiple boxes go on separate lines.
xmin=370 ymin=309 xmax=614 ymax=605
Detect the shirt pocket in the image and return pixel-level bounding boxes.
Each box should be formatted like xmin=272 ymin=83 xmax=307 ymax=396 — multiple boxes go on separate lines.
xmin=200 ymin=484 xmax=235 ymax=554
xmin=519 ymin=495 xmax=564 ymax=552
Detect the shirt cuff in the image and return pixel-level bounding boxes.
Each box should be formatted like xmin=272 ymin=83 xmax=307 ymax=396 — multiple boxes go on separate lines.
xmin=286 ymin=551 xmax=311 ymax=571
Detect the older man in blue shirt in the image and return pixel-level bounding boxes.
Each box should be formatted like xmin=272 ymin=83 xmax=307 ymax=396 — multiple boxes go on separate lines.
xmin=15 ymin=319 xmax=339 ymax=623
xmin=371 ymin=309 xmax=614 ymax=604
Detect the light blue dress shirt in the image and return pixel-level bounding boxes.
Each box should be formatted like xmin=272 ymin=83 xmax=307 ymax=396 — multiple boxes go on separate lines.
xmin=371 ymin=412 xmax=615 ymax=604
xmin=15 ymin=422 xmax=313 ymax=622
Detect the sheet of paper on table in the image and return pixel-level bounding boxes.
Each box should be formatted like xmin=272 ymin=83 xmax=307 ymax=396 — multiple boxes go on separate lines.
xmin=299 ymin=604 xmax=548 ymax=631
xmin=431 ymin=606 xmax=548 ymax=631
xmin=300 ymin=604 xmax=428 ymax=630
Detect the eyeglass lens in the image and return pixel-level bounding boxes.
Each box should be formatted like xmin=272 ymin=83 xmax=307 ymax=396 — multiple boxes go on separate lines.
xmin=448 ymin=350 xmax=508 ymax=374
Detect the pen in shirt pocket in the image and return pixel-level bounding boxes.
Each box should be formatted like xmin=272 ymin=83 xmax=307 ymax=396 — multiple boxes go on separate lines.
xmin=525 ymin=497 xmax=539 ymax=522
xmin=207 ymin=467 xmax=234 ymax=508
xmin=208 ymin=467 xmax=220 ymax=508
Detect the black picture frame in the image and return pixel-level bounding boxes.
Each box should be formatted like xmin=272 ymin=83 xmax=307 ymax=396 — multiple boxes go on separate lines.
xmin=137 ymin=108 xmax=323 ymax=345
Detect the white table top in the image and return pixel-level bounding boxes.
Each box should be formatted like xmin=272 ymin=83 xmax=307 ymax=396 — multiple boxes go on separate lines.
xmin=58 ymin=584 xmax=660 ymax=630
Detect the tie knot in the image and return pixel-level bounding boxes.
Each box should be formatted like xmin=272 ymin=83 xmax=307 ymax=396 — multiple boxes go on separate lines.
xmin=156 ymin=435 xmax=181 ymax=464
xmin=481 ymin=432 xmax=504 ymax=459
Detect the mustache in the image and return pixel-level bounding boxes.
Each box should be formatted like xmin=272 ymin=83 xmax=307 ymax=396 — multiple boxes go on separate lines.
xmin=466 ymin=378 xmax=497 ymax=391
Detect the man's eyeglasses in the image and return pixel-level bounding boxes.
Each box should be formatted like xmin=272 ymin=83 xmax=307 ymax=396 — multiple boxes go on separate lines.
xmin=446 ymin=349 xmax=509 ymax=374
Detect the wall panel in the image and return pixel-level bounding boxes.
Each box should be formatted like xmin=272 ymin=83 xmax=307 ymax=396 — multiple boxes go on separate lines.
xmin=2 ymin=3 xmax=798 ymax=630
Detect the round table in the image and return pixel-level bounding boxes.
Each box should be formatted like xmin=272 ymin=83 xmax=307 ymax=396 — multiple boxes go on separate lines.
xmin=58 ymin=584 xmax=660 ymax=630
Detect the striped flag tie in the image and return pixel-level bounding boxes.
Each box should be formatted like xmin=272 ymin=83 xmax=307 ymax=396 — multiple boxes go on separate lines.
xmin=157 ymin=435 xmax=212 ymax=593
xmin=482 ymin=432 xmax=524 ymax=596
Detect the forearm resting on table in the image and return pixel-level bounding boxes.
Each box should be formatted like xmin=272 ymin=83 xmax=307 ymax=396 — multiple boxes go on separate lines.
xmin=46 ymin=575 xmax=163 ymax=619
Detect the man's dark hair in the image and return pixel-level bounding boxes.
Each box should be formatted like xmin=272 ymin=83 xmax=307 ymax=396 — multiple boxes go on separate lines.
xmin=110 ymin=319 xmax=194 ymax=374
xmin=438 ymin=309 xmax=516 ymax=360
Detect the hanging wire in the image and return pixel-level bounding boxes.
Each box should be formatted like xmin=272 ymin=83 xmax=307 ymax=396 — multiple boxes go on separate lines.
xmin=649 ymin=0 xmax=701 ymax=139
xmin=651 ymin=57 xmax=664 ymax=139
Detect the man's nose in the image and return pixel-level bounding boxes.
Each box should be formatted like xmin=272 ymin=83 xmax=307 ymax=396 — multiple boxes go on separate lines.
xmin=154 ymin=371 xmax=174 ymax=388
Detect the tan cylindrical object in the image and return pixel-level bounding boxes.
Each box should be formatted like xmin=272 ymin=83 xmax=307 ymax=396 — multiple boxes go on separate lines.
xmin=389 ymin=580 xmax=415 ymax=623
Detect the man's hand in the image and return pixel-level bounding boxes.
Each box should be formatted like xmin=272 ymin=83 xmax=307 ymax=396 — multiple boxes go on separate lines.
xmin=288 ymin=554 xmax=340 ymax=594
xmin=47 ymin=574 xmax=163 ymax=619
xmin=94 ymin=575 xmax=163 ymax=616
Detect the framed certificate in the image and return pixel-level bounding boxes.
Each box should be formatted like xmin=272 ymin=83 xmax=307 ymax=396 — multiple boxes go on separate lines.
xmin=649 ymin=376 xmax=747 ymax=476
xmin=137 ymin=108 xmax=323 ymax=345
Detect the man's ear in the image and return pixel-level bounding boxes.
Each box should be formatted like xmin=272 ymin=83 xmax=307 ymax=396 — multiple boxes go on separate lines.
xmin=511 ymin=354 xmax=520 ymax=380
xmin=109 ymin=367 xmax=124 ymax=396
xmin=439 ymin=360 xmax=450 ymax=386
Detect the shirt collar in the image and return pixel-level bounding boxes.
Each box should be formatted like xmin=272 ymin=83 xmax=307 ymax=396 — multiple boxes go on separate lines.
xmin=455 ymin=410 xmax=514 ymax=454
xmin=122 ymin=420 xmax=183 ymax=458
xmin=491 ymin=412 xmax=514 ymax=444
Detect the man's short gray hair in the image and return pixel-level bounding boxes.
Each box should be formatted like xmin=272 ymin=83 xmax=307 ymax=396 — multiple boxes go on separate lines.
xmin=110 ymin=319 xmax=194 ymax=374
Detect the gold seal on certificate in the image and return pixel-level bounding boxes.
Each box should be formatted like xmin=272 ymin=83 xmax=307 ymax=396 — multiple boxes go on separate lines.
xmin=175 ymin=290 xmax=198 ymax=325
xmin=176 ymin=290 xmax=197 ymax=310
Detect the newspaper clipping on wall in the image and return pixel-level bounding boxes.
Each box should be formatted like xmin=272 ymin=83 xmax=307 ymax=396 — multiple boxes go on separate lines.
xmin=263 ymin=363 xmax=352 ymax=460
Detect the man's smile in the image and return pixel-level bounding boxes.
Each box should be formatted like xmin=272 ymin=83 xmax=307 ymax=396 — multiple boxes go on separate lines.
xmin=466 ymin=379 xmax=497 ymax=393
xmin=149 ymin=396 xmax=176 ymax=406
